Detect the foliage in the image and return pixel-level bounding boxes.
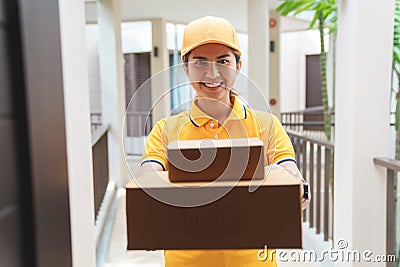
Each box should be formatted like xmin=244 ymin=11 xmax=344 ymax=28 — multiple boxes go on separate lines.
xmin=276 ymin=0 xmax=337 ymax=34
xmin=277 ymin=0 xmax=337 ymax=141
xmin=393 ymin=0 xmax=400 ymax=160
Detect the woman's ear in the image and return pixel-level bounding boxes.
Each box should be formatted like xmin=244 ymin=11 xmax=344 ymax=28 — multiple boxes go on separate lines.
xmin=236 ymin=59 xmax=243 ymax=72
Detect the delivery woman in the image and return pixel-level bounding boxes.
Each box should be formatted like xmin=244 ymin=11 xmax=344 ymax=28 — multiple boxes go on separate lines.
xmin=139 ymin=16 xmax=309 ymax=267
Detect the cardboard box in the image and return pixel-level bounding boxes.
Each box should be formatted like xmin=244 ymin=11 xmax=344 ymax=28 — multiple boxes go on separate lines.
xmin=167 ymin=138 xmax=265 ymax=182
xmin=126 ymin=167 xmax=303 ymax=250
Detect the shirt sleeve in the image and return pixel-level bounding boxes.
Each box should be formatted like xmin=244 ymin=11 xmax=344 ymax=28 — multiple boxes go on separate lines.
xmin=255 ymin=111 xmax=295 ymax=165
xmin=268 ymin=115 xmax=296 ymax=165
xmin=141 ymin=118 xmax=168 ymax=170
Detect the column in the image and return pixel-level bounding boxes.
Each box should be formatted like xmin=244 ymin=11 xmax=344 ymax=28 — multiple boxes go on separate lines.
xmin=269 ymin=10 xmax=281 ymax=116
xmin=150 ymin=18 xmax=171 ymax=124
xmin=334 ymin=0 xmax=394 ymax=266
xmin=247 ymin=0 xmax=270 ymax=111
xmin=98 ymin=0 xmax=129 ymax=185
xmin=58 ymin=0 xmax=96 ymax=266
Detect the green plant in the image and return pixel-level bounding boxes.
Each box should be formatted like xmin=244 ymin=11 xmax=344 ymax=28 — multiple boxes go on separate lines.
xmin=276 ymin=0 xmax=337 ymax=141
xmin=277 ymin=0 xmax=338 ymax=242
xmin=391 ymin=0 xmax=400 ymax=262
xmin=393 ymin=0 xmax=400 ymax=160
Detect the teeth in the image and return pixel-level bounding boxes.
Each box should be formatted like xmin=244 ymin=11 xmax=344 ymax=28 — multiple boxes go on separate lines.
xmin=204 ymin=82 xmax=222 ymax=88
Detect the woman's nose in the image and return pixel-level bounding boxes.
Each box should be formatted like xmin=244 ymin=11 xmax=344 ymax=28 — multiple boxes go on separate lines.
xmin=205 ymin=62 xmax=219 ymax=79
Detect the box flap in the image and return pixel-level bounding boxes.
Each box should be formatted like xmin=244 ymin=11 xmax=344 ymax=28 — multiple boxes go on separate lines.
xmin=167 ymin=138 xmax=263 ymax=150
xmin=126 ymin=166 xmax=300 ymax=189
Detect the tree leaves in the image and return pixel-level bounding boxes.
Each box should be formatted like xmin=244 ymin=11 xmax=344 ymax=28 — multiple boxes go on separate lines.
xmin=276 ymin=0 xmax=316 ymax=16
xmin=393 ymin=0 xmax=400 ymax=71
xmin=276 ymin=0 xmax=337 ymax=34
xmin=276 ymin=0 xmax=337 ymax=141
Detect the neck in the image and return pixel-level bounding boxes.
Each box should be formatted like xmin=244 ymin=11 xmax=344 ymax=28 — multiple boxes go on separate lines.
xmin=196 ymin=95 xmax=233 ymax=124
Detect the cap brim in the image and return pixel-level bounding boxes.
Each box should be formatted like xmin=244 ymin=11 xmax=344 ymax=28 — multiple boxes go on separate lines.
xmin=181 ymin=39 xmax=242 ymax=60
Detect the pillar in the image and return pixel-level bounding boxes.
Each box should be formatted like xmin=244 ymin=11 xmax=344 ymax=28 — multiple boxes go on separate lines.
xmin=247 ymin=0 xmax=270 ymax=111
xmin=334 ymin=0 xmax=394 ymax=266
xmin=269 ymin=10 xmax=281 ymax=116
xmin=58 ymin=0 xmax=96 ymax=265
xmin=98 ymin=0 xmax=129 ymax=185
xmin=150 ymin=18 xmax=171 ymax=124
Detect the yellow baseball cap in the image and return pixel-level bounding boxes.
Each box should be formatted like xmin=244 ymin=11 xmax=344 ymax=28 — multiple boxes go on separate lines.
xmin=181 ymin=16 xmax=242 ymax=59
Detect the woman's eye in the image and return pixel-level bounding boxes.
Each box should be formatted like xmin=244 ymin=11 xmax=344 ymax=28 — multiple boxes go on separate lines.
xmin=194 ymin=61 xmax=207 ymax=66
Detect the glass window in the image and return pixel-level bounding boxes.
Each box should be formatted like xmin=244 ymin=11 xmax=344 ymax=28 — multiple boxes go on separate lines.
xmin=167 ymin=22 xmax=194 ymax=114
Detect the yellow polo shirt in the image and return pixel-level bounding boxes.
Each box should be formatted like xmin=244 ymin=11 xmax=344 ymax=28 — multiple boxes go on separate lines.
xmin=142 ymin=95 xmax=295 ymax=267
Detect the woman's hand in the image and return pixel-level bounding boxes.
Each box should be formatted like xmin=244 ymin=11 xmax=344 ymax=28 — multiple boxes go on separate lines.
xmin=276 ymin=161 xmax=310 ymax=211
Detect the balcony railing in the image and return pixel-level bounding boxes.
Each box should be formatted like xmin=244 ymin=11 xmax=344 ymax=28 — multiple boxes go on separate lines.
xmin=286 ymin=129 xmax=335 ymax=242
xmin=126 ymin=111 xmax=152 ymax=137
xmin=91 ymin=123 xmax=110 ymax=220
xmin=125 ymin=111 xmax=152 ymax=156
xmin=373 ymin=157 xmax=400 ymax=267
xmin=281 ymin=106 xmax=335 ymax=140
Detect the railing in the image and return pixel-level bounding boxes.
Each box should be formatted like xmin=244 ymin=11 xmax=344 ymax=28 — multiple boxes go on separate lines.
xmin=286 ymin=129 xmax=335 ymax=242
xmin=282 ymin=106 xmax=335 ymax=140
xmin=91 ymin=112 xmax=151 ymax=156
xmin=373 ymin=157 xmax=400 ymax=267
xmin=126 ymin=111 xmax=152 ymax=137
xmin=91 ymin=122 xmax=117 ymax=253
xmin=125 ymin=111 xmax=152 ymax=156
xmin=91 ymin=123 xmax=110 ymax=221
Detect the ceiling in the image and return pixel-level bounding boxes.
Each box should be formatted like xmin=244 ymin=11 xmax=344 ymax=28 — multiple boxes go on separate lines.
xmin=84 ymin=0 xmax=310 ymax=33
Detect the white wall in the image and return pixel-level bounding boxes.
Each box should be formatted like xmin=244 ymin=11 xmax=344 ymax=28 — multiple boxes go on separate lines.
xmin=281 ymin=16 xmax=312 ymax=33
xmin=85 ymin=24 xmax=101 ymax=114
xmin=121 ymin=21 xmax=152 ymax=53
xmin=280 ymin=30 xmax=321 ymax=112
xmin=334 ymin=0 xmax=393 ymax=264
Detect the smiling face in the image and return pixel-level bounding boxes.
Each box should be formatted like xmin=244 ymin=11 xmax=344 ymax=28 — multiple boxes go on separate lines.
xmin=184 ymin=43 xmax=242 ymax=104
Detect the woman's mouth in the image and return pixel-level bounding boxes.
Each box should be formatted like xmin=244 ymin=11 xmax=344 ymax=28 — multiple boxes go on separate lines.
xmin=201 ymin=82 xmax=224 ymax=88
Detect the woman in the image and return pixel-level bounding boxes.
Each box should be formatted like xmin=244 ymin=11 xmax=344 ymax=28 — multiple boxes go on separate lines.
xmin=140 ymin=16 xmax=309 ymax=267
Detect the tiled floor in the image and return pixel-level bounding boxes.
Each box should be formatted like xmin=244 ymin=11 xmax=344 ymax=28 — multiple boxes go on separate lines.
xmin=104 ymin=190 xmax=319 ymax=267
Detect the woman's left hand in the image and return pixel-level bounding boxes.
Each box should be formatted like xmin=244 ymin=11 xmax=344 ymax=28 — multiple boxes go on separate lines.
xmin=274 ymin=161 xmax=310 ymax=211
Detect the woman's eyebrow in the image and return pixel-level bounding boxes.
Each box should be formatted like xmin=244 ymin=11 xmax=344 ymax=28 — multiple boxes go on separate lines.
xmin=191 ymin=56 xmax=208 ymax=60
xmin=191 ymin=54 xmax=232 ymax=60
xmin=216 ymin=54 xmax=231 ymax=59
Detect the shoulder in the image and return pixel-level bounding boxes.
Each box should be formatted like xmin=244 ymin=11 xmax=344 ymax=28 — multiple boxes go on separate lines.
xmin=246 ymin=109 xmax=286 ymax=134
xmin=156 ymin=110 xmax=190 ymax=130
xmin=246 ymin=108 xmax=276 ymax=125
xmin=249 ymin=109 xmax=273 ymax=119
xmin=164 ymin=110 xmax=190 ymax=124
